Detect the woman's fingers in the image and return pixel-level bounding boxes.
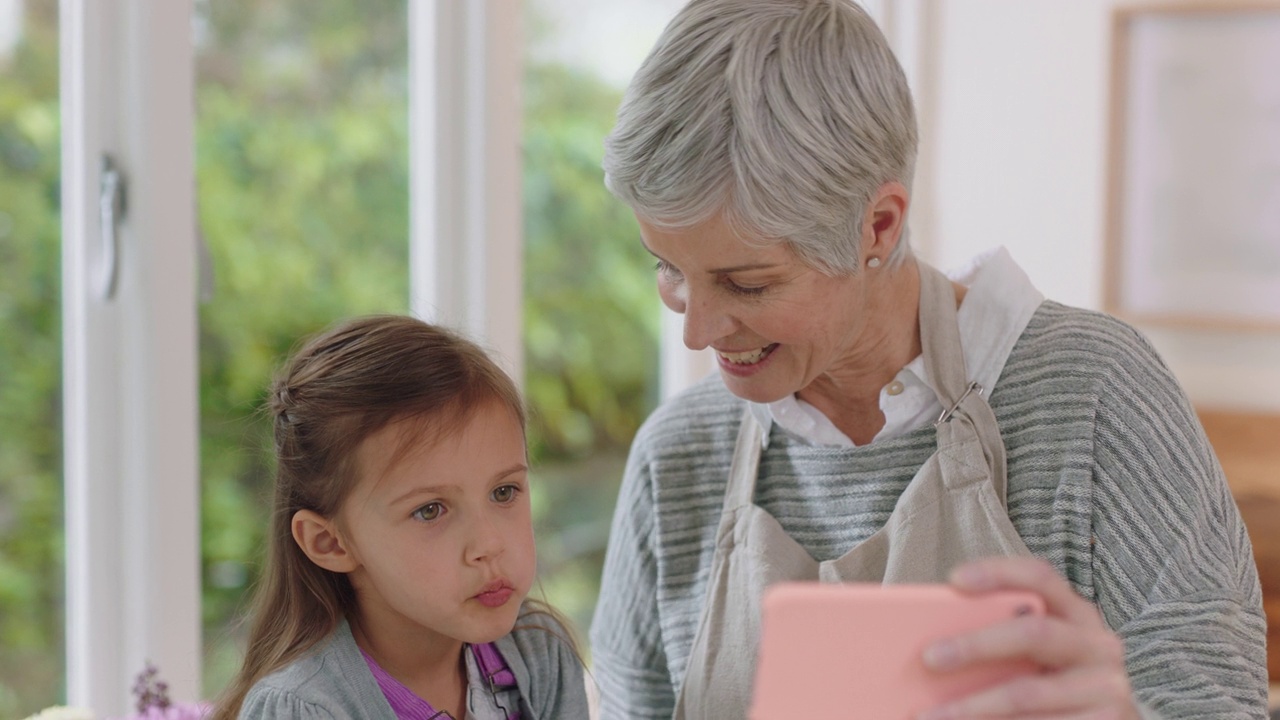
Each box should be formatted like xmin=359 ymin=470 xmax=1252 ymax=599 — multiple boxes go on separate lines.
xmin=949 ymin=556 xmax=1104 ymax=629
xmin=919 ymin=556 xmax=1140 ymax=720
xmin=916 ymin=666 xmax=1134 ymax=719
xmin=923 ymin=614 xmax=1125 ymax=671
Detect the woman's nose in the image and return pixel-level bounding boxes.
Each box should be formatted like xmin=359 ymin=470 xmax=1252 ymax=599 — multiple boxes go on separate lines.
xmin=681 ymin=290 xmax=733 ymax=351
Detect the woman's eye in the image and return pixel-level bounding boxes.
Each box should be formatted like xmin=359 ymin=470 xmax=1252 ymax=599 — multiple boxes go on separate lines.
xmin=412 ymin=502 xmax=444 ymax=522
xmin=492 ymin=485 xmax=520 ymax=504
xmin=654 ymin=260 xmax=683 ymax=279
xmin=727 ymin=280 xmax=767 ymax=297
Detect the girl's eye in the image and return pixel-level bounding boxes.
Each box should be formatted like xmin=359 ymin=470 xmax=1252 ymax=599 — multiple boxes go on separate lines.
xmin=491 ymin=485 xmax=520 ymax=504
xmin=412 ymin=502 xmax=444 ymax=522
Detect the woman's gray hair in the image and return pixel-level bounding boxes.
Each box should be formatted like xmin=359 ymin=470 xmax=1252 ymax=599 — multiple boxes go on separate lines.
xmin=604 ymin=0 xmax=917 ymax=274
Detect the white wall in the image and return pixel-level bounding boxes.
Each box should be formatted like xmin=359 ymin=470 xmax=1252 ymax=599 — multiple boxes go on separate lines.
xmin=917 ymin=0 xmax=1280 ymax=412
xmin=0 ymin=0 xmax=22 ymax=59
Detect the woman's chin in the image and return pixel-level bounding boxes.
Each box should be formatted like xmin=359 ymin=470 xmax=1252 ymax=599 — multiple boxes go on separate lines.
xmin=719 ymin=367 xmax=795 ymax=405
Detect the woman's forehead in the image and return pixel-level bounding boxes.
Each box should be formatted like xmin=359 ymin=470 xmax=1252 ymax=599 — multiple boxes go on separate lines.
xmin=637 ymin=214 xmax=796 ymax=268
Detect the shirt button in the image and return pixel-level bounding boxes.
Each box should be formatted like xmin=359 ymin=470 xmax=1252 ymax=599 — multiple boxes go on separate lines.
xmin=885 ymin=380 xmax=905 ymax=396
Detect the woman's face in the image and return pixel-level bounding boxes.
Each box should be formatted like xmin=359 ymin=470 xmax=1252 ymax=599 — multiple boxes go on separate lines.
xmin=639 ymin=214 xmax=886 ymax=404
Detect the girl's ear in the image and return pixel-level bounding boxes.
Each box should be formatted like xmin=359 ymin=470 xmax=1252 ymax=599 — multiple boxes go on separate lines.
xmin=292 ymin=509 xmax=359 ymax=573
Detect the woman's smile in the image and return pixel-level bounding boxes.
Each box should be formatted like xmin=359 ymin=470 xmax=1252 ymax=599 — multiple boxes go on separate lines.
xmin=716 ymin=343 xmax=778 ymax=365
xmin=716 ymin=343 xmax=780 ymax=376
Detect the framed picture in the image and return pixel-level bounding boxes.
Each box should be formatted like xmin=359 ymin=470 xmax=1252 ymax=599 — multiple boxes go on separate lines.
xmin=1104 ymin=3 xmax=1280 ymax=329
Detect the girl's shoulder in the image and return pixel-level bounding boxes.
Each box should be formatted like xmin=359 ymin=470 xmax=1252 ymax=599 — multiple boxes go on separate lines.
xmin=239 ymin=621 xmax=392 ymax=720
xmin=500 ymin=603 xmax=580 ymax=666
xmin=496 ymin=603 xmax=592 ymax=720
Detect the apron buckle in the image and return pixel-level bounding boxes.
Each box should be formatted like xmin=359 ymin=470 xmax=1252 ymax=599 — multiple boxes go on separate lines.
xmin=935 ymin=381 xmax=983 ymax=426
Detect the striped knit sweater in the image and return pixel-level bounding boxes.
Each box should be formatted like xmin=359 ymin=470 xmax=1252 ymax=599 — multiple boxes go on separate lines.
xmin=590 ymin=301 xmax=1268 ymax=718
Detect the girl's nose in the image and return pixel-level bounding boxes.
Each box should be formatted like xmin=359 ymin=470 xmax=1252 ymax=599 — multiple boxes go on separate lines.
xmin=466 ymin=512 xmax=505 ymax=564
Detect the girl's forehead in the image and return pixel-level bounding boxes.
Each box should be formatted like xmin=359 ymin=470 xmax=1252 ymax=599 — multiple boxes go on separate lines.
xmin=349 ymin=403 xmax=526 ymax=502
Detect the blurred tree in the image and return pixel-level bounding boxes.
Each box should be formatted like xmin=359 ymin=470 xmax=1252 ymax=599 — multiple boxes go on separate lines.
xmin=521 ymin=60 xmax=661 ymax=636
xmin=523 ymin=62 xmax=660 ymax=462
xmin=193 ymin=0 xmax=413 ymax=690
xmin=0 ymin=0 xmax=65 ymax=716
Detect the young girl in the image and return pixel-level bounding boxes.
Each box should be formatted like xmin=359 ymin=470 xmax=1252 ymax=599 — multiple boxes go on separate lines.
xmin=213 ymin=315 xmax=589 ymax=720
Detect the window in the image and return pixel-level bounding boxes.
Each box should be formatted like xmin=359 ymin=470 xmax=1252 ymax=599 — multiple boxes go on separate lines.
xmin=194 ymin=0 xmax=411 ymax=694
xmin=522 ymin=0 xmax=694 ymax=643
xmin=0 ymin=0 xmax=63 ymax=715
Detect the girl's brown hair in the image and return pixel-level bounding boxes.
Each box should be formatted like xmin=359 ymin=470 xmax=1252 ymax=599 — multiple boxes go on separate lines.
xmin=212 ymin=314 xmax=528 ymax=719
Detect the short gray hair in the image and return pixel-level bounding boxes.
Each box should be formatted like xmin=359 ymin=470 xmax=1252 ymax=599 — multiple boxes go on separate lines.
xmin=603 ymin=0 xmax=918 ymax=274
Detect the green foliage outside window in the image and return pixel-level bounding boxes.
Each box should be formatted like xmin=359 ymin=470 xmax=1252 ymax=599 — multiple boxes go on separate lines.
xmin=0 ymin=2 xmax=63 ymax=716
xmin=0 ymin=0 xmax=657 ymax=713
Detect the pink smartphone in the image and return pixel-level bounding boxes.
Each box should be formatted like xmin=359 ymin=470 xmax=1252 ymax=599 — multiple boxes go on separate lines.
xmin=750 ymin=582 xmax=1046 ymax=719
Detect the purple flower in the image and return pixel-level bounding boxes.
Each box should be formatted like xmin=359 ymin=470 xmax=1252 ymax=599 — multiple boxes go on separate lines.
xmin=101 ymin=663 xmax=211 ymax=720
xmin=104 ymin=702 xmax=211 ymax=720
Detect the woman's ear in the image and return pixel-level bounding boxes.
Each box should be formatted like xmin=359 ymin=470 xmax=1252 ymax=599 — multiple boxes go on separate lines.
xmin=862 ymin=180 xmax=910 ymax=261
xmin=292 ymin=509 xmax=359 ymax=573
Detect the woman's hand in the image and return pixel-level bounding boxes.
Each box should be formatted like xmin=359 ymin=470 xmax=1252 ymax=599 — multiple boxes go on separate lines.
xmin=917 ymin=556 xmax=1141 ymax=720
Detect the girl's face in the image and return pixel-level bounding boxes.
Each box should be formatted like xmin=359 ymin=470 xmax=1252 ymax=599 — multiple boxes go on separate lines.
xmin=337 ymin=400 xmax=536 ymax=651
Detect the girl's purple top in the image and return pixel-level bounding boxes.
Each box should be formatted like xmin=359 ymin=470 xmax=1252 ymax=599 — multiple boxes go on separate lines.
xmin=360 ymin=643 xmax=521 ymax=720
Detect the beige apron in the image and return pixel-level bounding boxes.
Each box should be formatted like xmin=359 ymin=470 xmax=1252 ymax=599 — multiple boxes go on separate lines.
xmin=672 ymin=263 xmax=1034 ymax=720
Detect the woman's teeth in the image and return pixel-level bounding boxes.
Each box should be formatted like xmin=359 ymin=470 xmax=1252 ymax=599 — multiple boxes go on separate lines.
xmin=718 ymin=345 xmax=775 ymax=365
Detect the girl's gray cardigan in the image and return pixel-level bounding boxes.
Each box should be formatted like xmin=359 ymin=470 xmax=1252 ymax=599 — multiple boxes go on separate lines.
xmin=239 ymin=609 xmax=589 ymax=719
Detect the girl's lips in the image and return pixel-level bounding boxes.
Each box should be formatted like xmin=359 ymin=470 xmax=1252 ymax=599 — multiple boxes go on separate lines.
xmin=474 ymin=580 xmax=514 ymax=608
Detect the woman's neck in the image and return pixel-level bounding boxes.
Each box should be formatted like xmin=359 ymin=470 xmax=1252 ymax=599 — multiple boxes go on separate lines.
xmin=798 ymin=259 xmax=967 ymax=445
xmin=349 ymin=611 xmax=468 ymax=718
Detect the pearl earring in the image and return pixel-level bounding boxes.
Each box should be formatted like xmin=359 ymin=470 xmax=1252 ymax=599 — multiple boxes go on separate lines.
xmin=867 ymin=257 xmax=882 ymax=269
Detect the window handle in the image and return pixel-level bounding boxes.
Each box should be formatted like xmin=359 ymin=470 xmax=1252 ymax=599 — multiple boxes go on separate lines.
xmin=97 ymin=155 xmax=126 ymax=300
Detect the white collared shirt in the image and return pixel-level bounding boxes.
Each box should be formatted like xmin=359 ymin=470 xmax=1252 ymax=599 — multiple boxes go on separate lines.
xmin=748 ymin=247 xmax=1045 ymax=448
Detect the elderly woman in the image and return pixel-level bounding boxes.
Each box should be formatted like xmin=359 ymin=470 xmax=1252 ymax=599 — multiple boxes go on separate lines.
xmin=589 ymin=0 xmax=1268 ymax=718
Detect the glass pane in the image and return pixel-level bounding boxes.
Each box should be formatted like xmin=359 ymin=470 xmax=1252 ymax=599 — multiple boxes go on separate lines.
xmin=0 ymin=0 xmax=63 ymax=715
xmin=522 ymin=0 xmax=685 ymax=645
xmin=195 ymin=0 xmax=409 ymax=695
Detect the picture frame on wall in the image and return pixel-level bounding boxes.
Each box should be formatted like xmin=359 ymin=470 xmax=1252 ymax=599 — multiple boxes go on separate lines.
xmin=1104 ymin=3 xmax=1280 ymax=330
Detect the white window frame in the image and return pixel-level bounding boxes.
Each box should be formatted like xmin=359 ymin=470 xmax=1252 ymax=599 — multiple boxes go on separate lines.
xmin=408 ymin=0 xmax=525 ymax=385
xmin=61 ymin=0 xmax=201 ymax=713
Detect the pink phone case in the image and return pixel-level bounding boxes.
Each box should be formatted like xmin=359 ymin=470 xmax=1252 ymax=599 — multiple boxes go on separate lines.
xmin=750 ymin=582 xmax=1046 ymax=719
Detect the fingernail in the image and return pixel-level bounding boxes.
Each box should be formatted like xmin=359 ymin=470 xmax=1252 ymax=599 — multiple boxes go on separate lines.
xmin=923 ymin=640 xmax=960 ymax=670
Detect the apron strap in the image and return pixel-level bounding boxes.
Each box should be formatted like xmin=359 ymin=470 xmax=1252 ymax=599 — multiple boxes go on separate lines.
xmin=918 ymin=263 xmax=971 ymax=409
xmin=721 ymin=409 xmax=764 ymax=514
xmin=916 ymin=262 xmax=1011 ymax=506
